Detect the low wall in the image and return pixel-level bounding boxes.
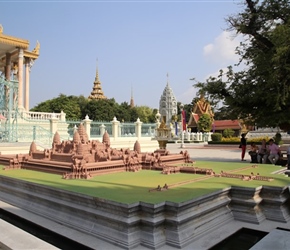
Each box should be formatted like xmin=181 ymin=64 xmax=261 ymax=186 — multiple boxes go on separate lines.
xmin=0 ymin=176 xmax=289 ymax=249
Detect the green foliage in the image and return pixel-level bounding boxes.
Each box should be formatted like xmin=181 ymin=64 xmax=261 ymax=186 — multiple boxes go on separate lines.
xmin=211 ymin=133 xmax=222 ymax=142
xmin=31 ymin=94 xmax=82 ymax=120
xmin=197 ymin=114 xmax=212 ymax=132
xmin=31 ymin=94 xmax=157 ymax=122
xmin=134 ymin=106 xmax=156 ymax=123
xmin=274 ymin=132 xmax=283 ymax=145
xmin=223 ymin=129 xmax=235 ymax=138
xmin=221 ymin=136 xmax=271 ymax=143
xmin=193 ymin=0 xmax=290 ymax=128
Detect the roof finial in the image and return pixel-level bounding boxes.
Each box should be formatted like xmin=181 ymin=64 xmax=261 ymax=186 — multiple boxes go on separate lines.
xmin=130 ymin=85 xmax=134 ymax=108
xmin=166 ymin=72 xmax=169 ymax=85
xmin=95 ymin=58 xmax=99 ymax=81
xmin=0 ymin=24 xmax=3 ymax=34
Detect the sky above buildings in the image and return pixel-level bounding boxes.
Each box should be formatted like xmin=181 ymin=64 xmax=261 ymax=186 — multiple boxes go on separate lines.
xmin=1 ymin=0 xmax=244 ymax=110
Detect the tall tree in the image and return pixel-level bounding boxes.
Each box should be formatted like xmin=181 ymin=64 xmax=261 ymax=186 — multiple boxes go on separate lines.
xmin=31 ymin=94 xmax=82 ymax=120
xmin=134 ymin=106 xmax=156 ymax=123
xmin=197 ymin=114 xmax=212 ymax=132
xmin=194 ymin=0 xmax=290 ymax=129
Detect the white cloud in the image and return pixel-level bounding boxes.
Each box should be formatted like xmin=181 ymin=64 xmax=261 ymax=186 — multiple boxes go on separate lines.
xmin=203 ymin=31 xmax=242 ymax=64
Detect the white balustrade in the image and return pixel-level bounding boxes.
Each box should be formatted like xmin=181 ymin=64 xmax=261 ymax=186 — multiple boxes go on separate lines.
xmin=22 ymin=111 xmax=62 ymax=120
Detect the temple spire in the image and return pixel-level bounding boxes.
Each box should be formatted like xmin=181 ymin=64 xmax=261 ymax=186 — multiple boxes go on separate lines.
xmin=130 ymin=86 xmax=134 ymax=108
xmin=95 ymin=58 xmax=100 ymax=82
xmin=88 ymin=60 xmax=106 ymax=100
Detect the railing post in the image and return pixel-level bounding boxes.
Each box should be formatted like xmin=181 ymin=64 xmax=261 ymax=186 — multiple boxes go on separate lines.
xmin=135 ymin=118 xmax=142 ymax=139
xmin=111 ymin=117 xmax=120 ymax=140
xmin=50 ymin=115 xmax=59 ymax=135
xmin=100 ymin=124 xmax=106 ymax=137
xmin=208 ymin=132 xmax=212 ymax=141
xmin=82 ymin=115 xmax=92 ymax=140
xmin=33 ymin=125 xmax=36 ymax=141
xmin=60 ymin=110 xmax=66 ymax=122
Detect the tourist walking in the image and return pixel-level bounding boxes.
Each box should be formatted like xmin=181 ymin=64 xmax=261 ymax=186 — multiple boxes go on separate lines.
xmin=240 ymin=133 xmax=247 ymax=161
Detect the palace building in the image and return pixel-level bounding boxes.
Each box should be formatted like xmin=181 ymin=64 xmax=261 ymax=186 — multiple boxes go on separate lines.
xmin=0 ymin=24 xmax=39 ymax=111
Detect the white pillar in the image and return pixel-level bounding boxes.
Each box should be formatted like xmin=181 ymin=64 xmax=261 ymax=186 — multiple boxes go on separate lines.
xmin=25 ymin=57 xmax=30 ymax=111
xmin=50 ymin=117 xmax=59 ymax=135
xmin=60 ymin=110 xmax=66 ymax=121
xmin=83 ymin=115 xmax=92 ymax=140
xmin=111 ymin=117 xmax=120 ymax=140
xmin=135 ymin=118 xmax=142 ymax=139
xmin=100 ymin=124 xmax=106 ymax=137
xmin=18 ymin=48 xmax=24 ymax=109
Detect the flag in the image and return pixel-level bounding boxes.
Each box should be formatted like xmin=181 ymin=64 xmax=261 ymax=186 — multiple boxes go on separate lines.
xmin=181 ymin=110 xmax=186 ymax=131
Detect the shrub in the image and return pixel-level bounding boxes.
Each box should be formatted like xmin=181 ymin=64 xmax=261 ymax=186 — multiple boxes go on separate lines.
xmin=211 ymin=133 xmax=222 ymax=142
xmin=274 ymin=132 xmax=283 ymax=145
xmin=223 ymin=129 xmax=235 ymax=138
xmin=221 ymin=137 xmax=240 ymax=143
xmin=247 ymin=136 xmax=271 ymax=144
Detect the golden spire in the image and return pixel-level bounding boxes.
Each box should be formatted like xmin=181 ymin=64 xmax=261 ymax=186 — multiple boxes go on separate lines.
xmin=0 ymin=24 xmax=3 ymax=34
xmin=88 ymin=59 xmax=106 ymax=100
xmin=130 ymin=86 xmax=134 ymax=108
xmin=95 ymin=58 xmax=100 ymax=82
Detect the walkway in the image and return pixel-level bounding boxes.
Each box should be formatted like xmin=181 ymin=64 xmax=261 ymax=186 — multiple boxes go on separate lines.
xmin=166 ymin=143 xmax=244 ymax=162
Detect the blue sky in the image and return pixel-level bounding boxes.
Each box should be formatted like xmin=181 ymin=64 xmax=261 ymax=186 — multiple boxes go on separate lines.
xmin=1 ymin=0 xmax=243 ymax=110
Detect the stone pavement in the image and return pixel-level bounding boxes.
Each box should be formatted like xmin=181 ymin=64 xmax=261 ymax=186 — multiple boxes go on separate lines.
xmin=165 ymin=143 xmax=244 ymax=162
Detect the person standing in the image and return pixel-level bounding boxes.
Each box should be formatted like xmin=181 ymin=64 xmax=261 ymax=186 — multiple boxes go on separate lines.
xmin=240 ymin=133 xmax=247 ymax=161
xmin=268 ymin=139 xmax=280 ymax=165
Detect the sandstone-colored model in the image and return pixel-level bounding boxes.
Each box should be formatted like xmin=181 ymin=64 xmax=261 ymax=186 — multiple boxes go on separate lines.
xmin=2 ymin=124 xmax=192 ymax=179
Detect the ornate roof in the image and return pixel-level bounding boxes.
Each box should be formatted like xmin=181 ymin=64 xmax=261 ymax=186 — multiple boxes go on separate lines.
xmin=0 ymin=24 xmax=40 ymax=72
xmin=213 ymin=120 xmax=241 ymax=130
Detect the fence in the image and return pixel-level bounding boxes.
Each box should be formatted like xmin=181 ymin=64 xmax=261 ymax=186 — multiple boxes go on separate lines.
xmin=0 ymin=108 xmax=214 ymax=146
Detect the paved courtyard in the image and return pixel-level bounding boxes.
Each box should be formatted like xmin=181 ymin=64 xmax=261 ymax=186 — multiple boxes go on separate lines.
xmin=166 ymin=143 xmax=244 ymax=162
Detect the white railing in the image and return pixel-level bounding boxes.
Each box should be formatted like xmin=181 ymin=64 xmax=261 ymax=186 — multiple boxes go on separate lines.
xmin=20 ymin=111 xmax=63 ymax=121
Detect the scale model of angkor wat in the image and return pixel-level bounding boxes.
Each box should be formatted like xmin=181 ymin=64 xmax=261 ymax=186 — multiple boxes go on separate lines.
xmin=2 ymin=124 xmax=192 ymax=179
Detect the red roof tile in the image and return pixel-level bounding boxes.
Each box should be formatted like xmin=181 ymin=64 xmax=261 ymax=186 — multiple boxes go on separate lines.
xmin=213 ymin=120 xmax=241 ymax=130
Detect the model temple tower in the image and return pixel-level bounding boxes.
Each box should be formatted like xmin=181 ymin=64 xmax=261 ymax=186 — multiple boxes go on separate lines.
xmin=159 ymin=74 xmax=177 ymax=126
xmin=88 ymin=63 xmax=106 ymax=100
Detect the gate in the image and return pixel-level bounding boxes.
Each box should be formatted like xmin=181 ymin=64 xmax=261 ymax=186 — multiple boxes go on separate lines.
xmin=0 ymin=76 xmax=18 ymax=142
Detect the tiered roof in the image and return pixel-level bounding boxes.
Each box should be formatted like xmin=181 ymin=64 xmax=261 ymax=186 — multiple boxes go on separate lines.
xmin=88 ymin=64 xmax=106 ymax=100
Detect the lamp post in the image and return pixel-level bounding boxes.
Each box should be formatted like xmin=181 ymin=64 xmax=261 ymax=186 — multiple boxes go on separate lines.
xmin=180 ymin=104 xmax=185 ymax=148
